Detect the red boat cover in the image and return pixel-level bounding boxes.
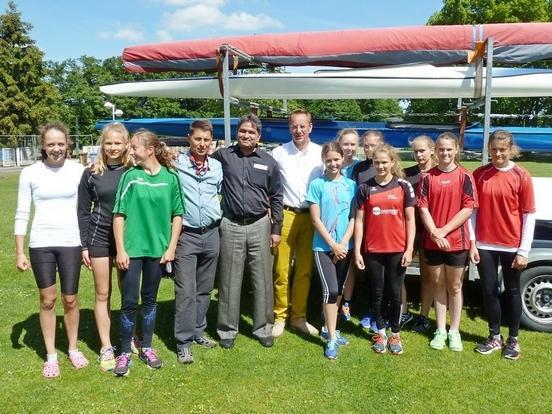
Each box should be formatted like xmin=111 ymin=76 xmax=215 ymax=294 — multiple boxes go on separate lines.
xmin=122 ymin=23 xmax=552 ymax=73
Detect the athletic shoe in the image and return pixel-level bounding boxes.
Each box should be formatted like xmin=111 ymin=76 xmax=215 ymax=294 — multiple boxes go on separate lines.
xmin=340 ymin=301 xmax=352 ymax=321
xmin=388 ymin=335 xmax=404 ymax=355
xmin=177 ymin=346 xmax=194 ymax=364
xmin=399 ymin=312 xmax=415 ymax=329
xmin=448 ymin=330 xmax=463 ymax=352
xmin=272 ymin=320 xmax=285 ymax=337
xmin=372 ymin=333 xmax=388 ymax=354
xmin=412 ymin=315 xmax=431 ymax=333
xmin=429 ymin=330 xmax=447 ymax=350
xmin=194 ymin=336 xmax=217 ymax=349
xmin=98 ymin=347 xmax=116 ymax=372
xmin=290 ymin=319 xmax=319 ymax=336
xmin=324 ymin=339 xmax=339 ymax=360
xmin=320 ymin=327 xmax=349 ymax=346
xmin=131 ymin=337 xmax=141 ymax=355
xmin=502 ymin=337 xmax=520 ymax=360
xmin=139 ymin=348 xmax=163 ymax=369
xmin=474 ymin=335 xmax=503 ymax=355
xmin=113 ymin=353 xmax=131 ymax=377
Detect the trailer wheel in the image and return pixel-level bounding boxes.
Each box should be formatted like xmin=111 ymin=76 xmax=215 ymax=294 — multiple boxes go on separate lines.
xmin=520 ymin=266 xmax=552 ymax=332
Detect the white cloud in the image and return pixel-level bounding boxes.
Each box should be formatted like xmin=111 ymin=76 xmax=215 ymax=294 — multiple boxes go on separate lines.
xmin=161 ymin=4 xmax=282 ymax=32
xmin=98 ymin=24 xmax=145 ymax=42
xmin=156 ymin=30 xmax=173 ymax=42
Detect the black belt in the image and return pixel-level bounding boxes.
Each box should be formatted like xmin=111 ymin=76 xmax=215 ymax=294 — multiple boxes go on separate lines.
xmin=183 ymin=219 xmax=221 ymax=234
xmin=224 ymin=212 xmax=266 ymax=225
xmin=284 ymin=205 xmax=310 ymax=214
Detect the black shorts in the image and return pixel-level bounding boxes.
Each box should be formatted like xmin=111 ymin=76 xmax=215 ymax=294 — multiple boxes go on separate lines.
xmin=29 ymin=246 xmax=82 ymax=294
xmin=88 ymin=244 xmax=116 ymax=258
xmin=424 ymin=249 xmax=468 ymax=268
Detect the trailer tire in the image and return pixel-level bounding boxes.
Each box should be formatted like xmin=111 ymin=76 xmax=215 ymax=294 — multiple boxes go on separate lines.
xmin=520 ymin=266 xmax=552 ymax=332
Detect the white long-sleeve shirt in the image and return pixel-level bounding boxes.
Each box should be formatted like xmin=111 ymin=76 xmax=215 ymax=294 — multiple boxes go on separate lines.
xmin=14 ymin=161 xmax=84 ymax=248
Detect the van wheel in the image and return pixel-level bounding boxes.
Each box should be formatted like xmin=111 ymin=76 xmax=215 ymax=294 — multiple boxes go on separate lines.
xmin=520 ymin=266 xmax=552 ymax=332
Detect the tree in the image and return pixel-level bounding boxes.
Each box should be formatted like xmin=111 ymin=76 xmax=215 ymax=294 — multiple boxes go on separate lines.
xmin=0 ymin=1 xmax=60 ymax=136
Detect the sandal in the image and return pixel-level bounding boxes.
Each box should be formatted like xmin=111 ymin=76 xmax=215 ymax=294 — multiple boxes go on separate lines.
xmin=68 ymin=351 xmax=89 ymax=369
xmin=43 ymin=360 xmax=60 ymax=378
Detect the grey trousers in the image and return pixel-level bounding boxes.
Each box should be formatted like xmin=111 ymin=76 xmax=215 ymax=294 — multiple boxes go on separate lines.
xmin=217 ymin=215 xmax=274 ymax=340
xmin=174 ymin=226 xmax=220 ymax=348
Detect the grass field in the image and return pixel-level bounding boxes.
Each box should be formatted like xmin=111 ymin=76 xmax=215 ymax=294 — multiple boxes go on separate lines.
xmin=1 ymin=162 xmax=551 ymax=413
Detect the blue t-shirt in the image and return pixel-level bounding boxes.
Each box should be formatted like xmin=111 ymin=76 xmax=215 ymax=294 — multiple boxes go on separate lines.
xmin=306 ymin=175 xmax=357 ymax=252
xmin=341 ymin=159 xmax=360 ymax=180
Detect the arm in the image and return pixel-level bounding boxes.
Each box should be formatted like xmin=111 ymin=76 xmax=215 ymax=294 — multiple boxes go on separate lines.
xmin=419 ymin=207 xmax=450 ymax=251
xmin=15 ymin=235 xmax=29 ymax=271
xmin=468 ymin=209 xmax=480 ymax=264
xmin=401 ymin=206 xmax=416 ymax=267
xmin=77 ymin=169 xmax=93 ymax=269
xmin=268 ymin=160 xmax=284 ymax=248
xmin=161 ymin=215 xmax=182 ymax=264
xmin=309 ymin=203 xmax=347 ymax=260
xmin=113 ymin=214 xmax=129 ymax=270
xmin=14 ymin=168 xmax=32 ymax=271
xmin=513 ymin=212 xmax=536 ymax=269
xmin=353 ymin=209 xmax=365 ymax=270
xmin=339 ymin=218 xmax=355 ymax=250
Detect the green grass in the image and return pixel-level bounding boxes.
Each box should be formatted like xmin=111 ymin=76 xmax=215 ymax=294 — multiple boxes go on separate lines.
xmin=1 ymin=169 xmax=551 ymax=413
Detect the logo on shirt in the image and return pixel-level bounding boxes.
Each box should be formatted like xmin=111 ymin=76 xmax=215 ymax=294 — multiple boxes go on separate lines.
xmin=387 ymin=194 xmax=398 ymax=200
xmin=372 ymin=206 xmax=398 ymax=216
xmin=440 ymin=179 xmax=451 ymax=185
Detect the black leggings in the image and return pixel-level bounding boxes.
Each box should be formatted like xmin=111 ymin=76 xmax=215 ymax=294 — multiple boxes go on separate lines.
xmin=120 ymin=257 xmax=163 ymax=353
xmin=477 ymin=249 xmax=522 ymax=337
xmin=29 ymin=246 xmax=82 ymax=294
xmin=365 ymin=252 xmax=405 ymax=333
xmin=314 ymin=250 xmax=352 ymax=304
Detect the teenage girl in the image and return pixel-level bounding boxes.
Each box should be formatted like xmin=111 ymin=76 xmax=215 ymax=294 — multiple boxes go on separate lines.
xmin=418 ymin=132 xmax=477 ymax=352
xmin=112 ymin=130 xmax=184 ymax=376
xmin=337 ymin=128 xmax=360 ymax=179
xmin=403 ymin=135 xmax=437 ymax=333
xmin=77 ymin=122 xmax=131 ymax=371
xmin=15 ymin=122 xmax=88 ymax=378
xmin=306 ymin=141 xmax=356 ymax=360
xmin=471 ymin=130 xmax=535 ymax=360
xmin=354 ymin=144 xmax=416 ymax=355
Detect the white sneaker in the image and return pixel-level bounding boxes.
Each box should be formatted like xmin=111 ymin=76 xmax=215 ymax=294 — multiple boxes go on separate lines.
xmin=272 ymin=320 xmax=286 ymax=337
xmin=291 ymin=319 xmax=319 ymax=336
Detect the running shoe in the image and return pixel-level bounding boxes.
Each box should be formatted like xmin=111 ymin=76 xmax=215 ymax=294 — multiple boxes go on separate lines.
xmin=139 ymin=347 xmax=163 ymax=369
xmin=131 ymin=336 xmax=141 ymax=355
xmin=320 ymin=327 xmax=349 ymax=346
xmin=412 ymin=315 xmax=431 ymax=333
xmin=340 ymin=301 xmax=352 ymax=321
xmin=399 ymin=312 xmax=415 ymax=329
xmin=113 ymin=353 xmax=131 ymax=377
xmin=371 ymin=333 xmax=388 ymax=354
xmin=324 ymin=339 xmax=339 ymax=360
xmin=194 ymin=336 xmax=217 ymax=349
xmin=388 ymin=335 xmax=404 ymax=355
xmin=474 ymin=335 xmax=503 ymax=355
xmin=98 ymin=347 xmax=116 ymax=372
xmin=429 ymin=329 xmax=447 ymax=350
xmin=502 ymin=337 xmax=520 ymax=360
xmin=177 ymin=346 xmax=194 ymax=364
xmin=448 ymin=330 xmax=463 ymax=352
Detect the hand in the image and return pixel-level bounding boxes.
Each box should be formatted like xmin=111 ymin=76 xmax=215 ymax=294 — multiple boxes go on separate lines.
xmin=161 ymin=248 xmax=176 ymax=264
xmin=401 ymin=249 xmax=413 ymax=267
xmin=469 ymin=244 xmax=480 ymax=264
xmin=16 ymin=253 xmax=30 ymax=271
xmin=116 ymin=250 xmax=130 ymax=270
xmin=354 ymin=252 xmax=365 ymax=270
xmin=331 ymin=242 xmax=347 ymax=260
xmin=270 ymin=234 xmax=281 ymax=248
xmin=512 ymin=255 xmax=528 ymax=270
xmin=435 ymin=237 xmax=450 ymax=251
xmin=82 ymin=249 xmax=92 ymax=270
xmin=430 ymin=227 xmax=448 ymax=240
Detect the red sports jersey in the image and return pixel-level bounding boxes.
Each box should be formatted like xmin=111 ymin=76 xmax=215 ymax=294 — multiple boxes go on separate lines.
xmin=473 ymin=163 xmax=535 ymax=248
xmin=417 ymin=165 xmax=478 ymax=251
xmin=357 ymin=177 xmax=416 ymax=253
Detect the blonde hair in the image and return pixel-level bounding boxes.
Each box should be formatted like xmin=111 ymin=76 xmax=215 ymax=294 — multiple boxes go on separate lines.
xmin=132 ymin=129 xmax=174 ymax=169
xmin=410 ymin=134 xmax=438 ymax=166
xmin=373 ymin=144 xmax=405 ymax=179
xmin=92 ymin=123 xmax=131 ymax=175
xmin=436 ymin=132 xmax=461 ymax=164
xmin=337 ymin=128 xmax=360 ymax=143
xmin=489 ymin=130 xmax=521 ymax=159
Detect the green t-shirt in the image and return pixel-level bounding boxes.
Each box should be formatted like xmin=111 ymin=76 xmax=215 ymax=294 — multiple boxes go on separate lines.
xmin=113 ymin=166 xmax=185 ymax=258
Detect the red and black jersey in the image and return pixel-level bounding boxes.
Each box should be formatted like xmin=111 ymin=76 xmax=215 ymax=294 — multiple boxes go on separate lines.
xmin=417 ymin=165 xmax=478 ymax=251
xmin=473 ymin=163 xmax=535 ymax=248
xmin=357 ymin=176 xmax=416 ymax=253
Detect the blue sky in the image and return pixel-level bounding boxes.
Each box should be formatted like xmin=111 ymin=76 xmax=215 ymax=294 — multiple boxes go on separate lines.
xmin=3 ymin=0 xmax=445 ymax=62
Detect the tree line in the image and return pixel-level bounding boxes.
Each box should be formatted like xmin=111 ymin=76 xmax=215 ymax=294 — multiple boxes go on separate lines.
xmin=2 ymin=0 xmax=552 ymax=141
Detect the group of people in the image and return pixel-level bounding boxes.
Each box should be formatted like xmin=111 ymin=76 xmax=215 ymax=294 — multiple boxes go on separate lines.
xmin=14 ymin=109 xmax=535 ymax=378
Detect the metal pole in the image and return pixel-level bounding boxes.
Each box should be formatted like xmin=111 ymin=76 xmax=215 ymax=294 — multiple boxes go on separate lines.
xmin=482 ymin=38 xmax=494 ymax=164
xmin=222 ymin=47 xmax=231 ymax=146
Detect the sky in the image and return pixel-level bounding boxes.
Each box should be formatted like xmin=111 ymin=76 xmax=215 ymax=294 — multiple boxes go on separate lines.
xmin=3 ymin=0 xmax=446 ymax=62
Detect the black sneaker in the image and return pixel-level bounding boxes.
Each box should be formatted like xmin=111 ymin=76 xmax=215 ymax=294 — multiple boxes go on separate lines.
xmin=399 ymin=312 xmax=415 ymax=329
xmin=139 ymin=347 xmax=163 ymax=369
xmin=194 ymin=336 xmax=217 ymax=349
xmin=412 ymin=315 xmax=430 ymax=333
xmin=474 ymin=335 xmax=503 ymax=355
xmin=177 ymin=346 xmax=194 ymax=364
xmin=502 ymin=337 xmax=520 ymax=360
